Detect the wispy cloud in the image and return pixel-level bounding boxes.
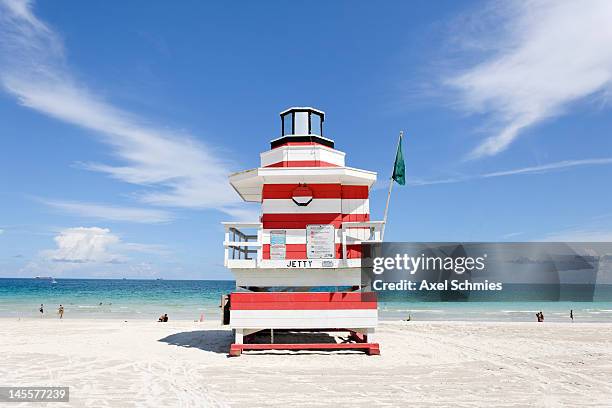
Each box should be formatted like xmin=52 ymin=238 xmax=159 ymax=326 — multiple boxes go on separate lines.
xmin=540 ymin=212 xmax=612 ymax=242
xmin=0 ymin=0 xmax=249 ymax=217
xmin=481 ymin=158 xmax=612 ymax=178
xmin=541 ymin=229 xmax=612 ymax=242
xmin=500 ymin=231 xmax=523 ymax=240
xmin=122 ymin=242 xmax=171 ymax=256
xmin=410 ymin=157 xmax=612 ymax=186
xmin=446 ymin=0 xmax=612 ymax=158
xmin=43 ymin=200 xmax=174 ymax=224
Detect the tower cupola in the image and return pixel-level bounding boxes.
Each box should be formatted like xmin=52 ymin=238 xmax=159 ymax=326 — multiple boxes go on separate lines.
xmin=271 ymin=107 xmax=334 ymax=149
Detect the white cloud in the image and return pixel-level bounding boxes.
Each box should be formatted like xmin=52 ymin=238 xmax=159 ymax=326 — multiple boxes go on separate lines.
xmin=42 ymin=226 xmax=169 ymax=265
xmin=410 ymin=157 xmax=612 ymax=186
xmin=43 ymin=200 xmax=174 ymax=224
xmin=0 ymin=0 xmax=247 ymax=216
xmin=13 ymin=226 xmax=173 ymax=278
xmin=45 ymin=227 xmax=121 ymax=263
xmin=446 ymin=0 xmax=612 ymax=158
xmin=0 ymin=229 xmax=3 ymax=235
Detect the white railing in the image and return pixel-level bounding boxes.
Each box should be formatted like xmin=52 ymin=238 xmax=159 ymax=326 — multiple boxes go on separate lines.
xmin=222 ymin=222 xmax=262 ymax=267
xmin=223 ymin=220 xmax=384 ymax=268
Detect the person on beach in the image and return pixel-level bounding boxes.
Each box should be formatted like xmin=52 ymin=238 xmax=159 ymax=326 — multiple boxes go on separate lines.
xmin=536 ymin=311 xmax=544 ymax=322
xmin=163 ymin=314 xmax=168 ymax=322
xmin=39 ymin=304 xmax=44 ymax=318
xmin=58 ymin=305 xmax=64 ymax=319
xmin=158 ymin=314 xmax=168 ymax=322
xmin=570 ymin=309 xmax=574 ymax=322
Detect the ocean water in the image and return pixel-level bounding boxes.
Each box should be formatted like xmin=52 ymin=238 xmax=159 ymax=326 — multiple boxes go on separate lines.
xmin=0 ymin=278 xmax=233 ymax=321
xmin=1 ymin=278 xmax=611 ymax=322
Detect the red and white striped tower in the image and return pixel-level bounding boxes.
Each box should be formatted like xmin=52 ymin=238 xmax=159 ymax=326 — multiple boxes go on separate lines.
xmin=223 ymin=107 xmax=382 ymax=356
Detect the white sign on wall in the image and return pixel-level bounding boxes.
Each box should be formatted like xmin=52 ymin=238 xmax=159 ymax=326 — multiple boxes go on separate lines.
xmin=269 ymin=230 xmax=286 ymax=260
xmin=306 ymin=224 xmax=335 ymax=259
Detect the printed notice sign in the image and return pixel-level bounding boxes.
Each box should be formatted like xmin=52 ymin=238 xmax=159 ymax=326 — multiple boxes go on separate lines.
xmin=307 ymin=225 xmax=335 ymax=259
xmin=269 ymin=230 xmax=286 ymax=260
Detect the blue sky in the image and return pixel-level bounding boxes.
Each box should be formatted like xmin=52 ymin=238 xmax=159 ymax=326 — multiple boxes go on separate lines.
xmin=2 ymin=0 xmax=612 ymax=279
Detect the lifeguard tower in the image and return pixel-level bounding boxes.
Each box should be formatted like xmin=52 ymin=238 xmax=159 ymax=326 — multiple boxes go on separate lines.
xmin=223 ymin=107 xmax=382 ymax=356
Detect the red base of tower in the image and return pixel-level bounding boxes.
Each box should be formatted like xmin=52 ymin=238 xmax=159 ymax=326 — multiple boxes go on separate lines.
xmin=228 ymin=329 xmax=380 ymax=357
xmin=229 ymin=342 xmax=380 ymax=357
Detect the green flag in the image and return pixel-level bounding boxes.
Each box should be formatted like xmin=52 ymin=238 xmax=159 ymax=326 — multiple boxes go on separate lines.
xmin=392 ymin=135 xmax=405 ymax=185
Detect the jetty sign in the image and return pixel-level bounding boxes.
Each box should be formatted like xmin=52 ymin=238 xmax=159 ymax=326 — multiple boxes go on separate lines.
xmin=286 ymin=260 xmax=314 ymax=268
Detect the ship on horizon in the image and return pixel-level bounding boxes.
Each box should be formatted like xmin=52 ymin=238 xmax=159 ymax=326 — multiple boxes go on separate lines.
xmin=34 ymin=276 xmax=57 ymax=284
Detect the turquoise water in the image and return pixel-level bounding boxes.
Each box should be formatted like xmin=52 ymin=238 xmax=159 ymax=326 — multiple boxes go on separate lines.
xmin=0 ymin=278 xmax=232 ymax=321
xmin=1 ymin=278 xmax=611 ymax=322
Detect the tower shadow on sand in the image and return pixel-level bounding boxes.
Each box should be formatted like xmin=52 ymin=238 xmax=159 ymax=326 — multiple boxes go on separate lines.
xmin=158 ymin=330 xmax=233 ymax=354
xmin=158 ymin=329 xmax=355 ymax=355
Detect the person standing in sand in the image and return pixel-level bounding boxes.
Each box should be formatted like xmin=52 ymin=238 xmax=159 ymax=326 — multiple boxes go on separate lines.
xmin=39 ymin=304 xmax=44 ymax=318
xmin=570 ymin=309 xmax=574 ymax=322
xmin=58 ymin=305 xmax=64 ymax=319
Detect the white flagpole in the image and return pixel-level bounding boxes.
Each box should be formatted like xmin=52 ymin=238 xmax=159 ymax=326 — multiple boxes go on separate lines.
xmin=381 ymin=131 xmax=403 ymax=241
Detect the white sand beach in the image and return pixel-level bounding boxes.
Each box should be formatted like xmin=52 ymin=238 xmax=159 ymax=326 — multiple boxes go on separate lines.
xmin=1 ymin=319 xmax=611 ymax=407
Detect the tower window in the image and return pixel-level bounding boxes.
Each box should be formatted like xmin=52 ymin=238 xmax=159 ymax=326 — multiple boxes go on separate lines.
xmin=310 ymin=112 xmax=322 ymax=135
